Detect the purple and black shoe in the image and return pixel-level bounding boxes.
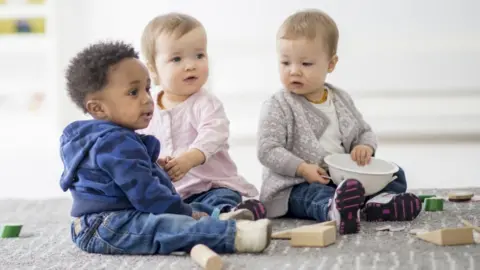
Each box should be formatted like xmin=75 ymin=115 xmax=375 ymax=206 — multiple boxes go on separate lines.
xmin=235 ymin=199 xmax=267 ymax=220
xmin=329 ymin=179 xmax=365 ymax=235
xmin=363 ymin=192 xmax=422 ymax=222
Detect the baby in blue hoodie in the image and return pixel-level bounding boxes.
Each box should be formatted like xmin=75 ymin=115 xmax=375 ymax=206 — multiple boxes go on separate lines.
xmin=60 ymin=41 xmax=271 ymax=255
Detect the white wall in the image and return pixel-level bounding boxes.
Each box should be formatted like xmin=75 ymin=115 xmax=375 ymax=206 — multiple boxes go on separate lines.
xmin=53 ymin=0 xmax=480 ymax=139
xmin=2 ymin=0 xmax=480 ymax=199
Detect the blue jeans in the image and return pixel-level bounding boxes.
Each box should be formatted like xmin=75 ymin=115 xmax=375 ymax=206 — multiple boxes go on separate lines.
xmin=286 ymin=166 xmax=408 ymax=221
xmin=184 ymin=188 xmax=242 ymax=215
xmin=71 ymin=210 xmax=236 ymax=255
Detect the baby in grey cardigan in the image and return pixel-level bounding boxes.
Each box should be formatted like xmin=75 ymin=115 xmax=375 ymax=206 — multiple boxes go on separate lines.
xmin=257 ymin=9 xmax=421 ymax=234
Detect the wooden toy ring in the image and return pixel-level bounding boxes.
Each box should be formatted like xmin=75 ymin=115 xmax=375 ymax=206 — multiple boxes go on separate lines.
xmin=448 ymin=191 xmax=474 ymax=202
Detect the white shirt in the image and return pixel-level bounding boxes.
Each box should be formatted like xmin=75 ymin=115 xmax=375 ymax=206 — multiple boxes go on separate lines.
xmin=311 ymin=89 xmax=345 ymax=155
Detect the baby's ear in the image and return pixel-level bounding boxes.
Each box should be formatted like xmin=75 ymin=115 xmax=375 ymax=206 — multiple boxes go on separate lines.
xmin=146 ymin=62 xmax=160 ymax=85
xmin=85 ymin=99 xmax=108 ymax=120
xmin=328 ymin=55 xmax=339 ymax=73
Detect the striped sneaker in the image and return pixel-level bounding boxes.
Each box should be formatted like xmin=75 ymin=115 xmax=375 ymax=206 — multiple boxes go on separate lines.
xmin=235 ymin=199 xmax=267 ymax=220
xmin=329 ymin=179 xmax=365 ymax=235
xmin=363 ymin=193 xmax=422 ymax=222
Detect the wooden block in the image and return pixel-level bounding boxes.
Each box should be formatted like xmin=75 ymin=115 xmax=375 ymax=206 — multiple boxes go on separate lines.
xmin=448 ymin=191 xmax=474 ymax=202
xmin=271 ymin=220 xmax=336 ymax=239
xmin=0 ymin=224 xmax=22 ymax=238
xmin=190 ymin=244 xmax=223 ymax=270
xmin=271 ymin=229 xmax=292 ymax=239
xmin=416 ymin=227 xmax=474 ymax=246
xmin=290 ymin=225 xmax=336 ymax=247
xmin=424 ymin=198 xmax=443 ymax=211
xmin=418 ymin=194 xmax=436 ymax=202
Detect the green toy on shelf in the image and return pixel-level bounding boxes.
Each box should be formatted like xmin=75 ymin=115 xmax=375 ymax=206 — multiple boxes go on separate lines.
xmin=0 ymin=224 xmax=22 ymax=238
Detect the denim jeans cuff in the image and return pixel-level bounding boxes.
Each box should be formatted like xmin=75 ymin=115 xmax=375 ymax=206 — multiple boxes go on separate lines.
xmin=224 ymin=220 xmax=236 ymax=253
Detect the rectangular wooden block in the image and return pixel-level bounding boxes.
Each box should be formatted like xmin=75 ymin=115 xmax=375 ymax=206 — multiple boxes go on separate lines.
xmin=272 ymin=220 xmax=336 ymax=240
xmin=290 ymin=225 xmax=336 ymax=247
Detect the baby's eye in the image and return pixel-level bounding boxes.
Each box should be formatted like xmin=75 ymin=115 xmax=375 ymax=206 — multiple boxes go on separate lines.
xmin=146 ymin=86 xmax=151 ymax=93
xmin=281 ymin=61 xmax=289 ymax=66
xmin=172 ymin=56 xmax=181 ymax=62
xmin=128 ymin=89 xmax=138 ymax=96
xmin=197 ymin=53 xmax=205 ymax=59
xmin=302 ymin=62 xmax=313 ymax=66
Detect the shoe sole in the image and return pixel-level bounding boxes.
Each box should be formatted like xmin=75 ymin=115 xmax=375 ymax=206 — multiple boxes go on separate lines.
xmin=364 ymin=193 xmax=422 ymax=222
xmin=335 ymin=179 xmax=365 ymax=235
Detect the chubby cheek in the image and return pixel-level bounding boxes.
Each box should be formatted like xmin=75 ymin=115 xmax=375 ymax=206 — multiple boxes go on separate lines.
xmin=279 ymin=68 xmax=290 ymax=85
xmin=163 ymin=66 xmax=182 ymax=88
xmin=305 ymin=69 xmax=325 ymax=85
xmin=198 ymin=62 xmax=209 ymax=80
xmin=278 ymin=66 xmax=289 ymax=82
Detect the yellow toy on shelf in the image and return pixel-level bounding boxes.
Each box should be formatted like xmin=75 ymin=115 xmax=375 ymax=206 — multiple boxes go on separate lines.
xmin=25 ymin=17 xmax=44 ymax=33
xmin=0 ymin=17 xmax=44 ymax=34
xmin=0 ymin=0 xmax=45 ymax=4
xmin=0 ymin=19 xmax=16 ymax=34
xmin=28 ymin=0 xmax=46 ymax=4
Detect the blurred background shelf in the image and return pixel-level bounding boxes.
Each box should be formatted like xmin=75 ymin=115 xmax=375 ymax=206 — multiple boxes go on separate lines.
xmin=0 ymin=5 xmax=47 ymax=18
xmin=0 ymin=33 xmax=48 ymax=52
xmin=0 ymin=0 xmax=51 ymax=115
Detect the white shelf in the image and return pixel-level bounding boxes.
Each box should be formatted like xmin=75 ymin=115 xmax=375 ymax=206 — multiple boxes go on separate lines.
xmin=0 ymin=33 xmax=49 ymax=52
xmin=0 ymin=4 xmax=47 ymax=18
xmin=0 ymin=79 xmax=47 ymax=91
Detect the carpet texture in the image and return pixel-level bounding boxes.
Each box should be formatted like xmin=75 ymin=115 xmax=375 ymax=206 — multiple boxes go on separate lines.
xmin=1 ymin=189 xmax=479 ymax=270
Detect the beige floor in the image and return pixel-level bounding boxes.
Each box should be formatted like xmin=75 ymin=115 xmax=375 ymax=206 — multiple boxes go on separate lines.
xmin=1 ymin=113 xmax=478 ymax=199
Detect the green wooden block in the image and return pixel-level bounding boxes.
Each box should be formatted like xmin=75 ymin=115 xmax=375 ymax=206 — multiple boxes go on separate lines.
xmin=418 ymin=195 xmax=436 ymax=202
xmin=0 ymin=224 xmax=22 ymax=238
xmin=424 ymin=198 xmax=443 ymax=211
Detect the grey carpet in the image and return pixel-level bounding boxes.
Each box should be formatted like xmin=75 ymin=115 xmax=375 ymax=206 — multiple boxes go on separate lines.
xmin=1 ymin=189 xmax=479 ymax=270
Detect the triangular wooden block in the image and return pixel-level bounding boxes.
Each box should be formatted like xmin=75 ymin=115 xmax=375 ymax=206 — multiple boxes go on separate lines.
xmin=417 ymin=227 xmax=474 ymax=246
xmin=271 ymin=230 xmax=292 ymax=239
xmin=272 ymin=220 xmax=336 ymax=239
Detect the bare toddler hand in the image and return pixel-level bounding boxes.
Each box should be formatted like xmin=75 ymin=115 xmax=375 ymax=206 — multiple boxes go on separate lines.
xmin=297 ymin=162 xmax=330 ymax=184
xmin=192 ymin=212 xmax=209 ymax=220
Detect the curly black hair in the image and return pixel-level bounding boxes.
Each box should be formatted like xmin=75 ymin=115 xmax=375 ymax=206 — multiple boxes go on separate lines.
xmin=65 ymin=41 xmax=139 ymax=112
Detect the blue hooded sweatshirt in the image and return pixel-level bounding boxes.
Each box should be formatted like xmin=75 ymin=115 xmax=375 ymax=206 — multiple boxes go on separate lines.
xmin=59 ymin=119 xmax=192 ymax=217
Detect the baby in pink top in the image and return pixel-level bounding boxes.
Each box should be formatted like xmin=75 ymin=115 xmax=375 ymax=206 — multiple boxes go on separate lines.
xmin=139 ymin=13 xmax=265 ymax=220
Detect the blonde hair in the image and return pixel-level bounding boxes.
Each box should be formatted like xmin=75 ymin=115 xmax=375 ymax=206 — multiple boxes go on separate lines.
xmin=141 ymin=12 xmax=203 ymax=65
xmin=277 ymin=9 xmax=339 ymax=57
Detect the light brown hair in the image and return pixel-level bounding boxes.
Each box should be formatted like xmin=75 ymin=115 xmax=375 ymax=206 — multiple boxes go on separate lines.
xmin=141 ymin=12 xmax=203 ymax=65
xmin=277 ymin=9 xmax=339 ymax=57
